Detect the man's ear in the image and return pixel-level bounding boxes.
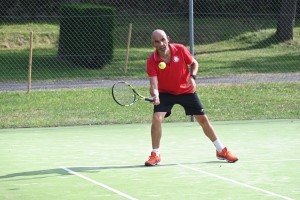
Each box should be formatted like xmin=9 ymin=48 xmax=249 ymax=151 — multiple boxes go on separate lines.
xmin=167 ymin=36 xmax=170 ymax=42
xmin=151 ymin=41 xmax=155 ymax=47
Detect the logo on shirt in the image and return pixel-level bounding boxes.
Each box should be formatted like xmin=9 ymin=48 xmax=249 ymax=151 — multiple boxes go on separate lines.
xmin=173 ymin=56 xmax=179 ymax=63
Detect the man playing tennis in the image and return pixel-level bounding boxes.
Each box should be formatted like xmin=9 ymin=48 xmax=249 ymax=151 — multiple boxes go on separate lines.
xmin=145 ymin=29 xmax=238 ymax=166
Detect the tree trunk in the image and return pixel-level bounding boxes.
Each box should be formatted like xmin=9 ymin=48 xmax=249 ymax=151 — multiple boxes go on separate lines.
xmin=276 ymin=0 xmax=297 ymax=42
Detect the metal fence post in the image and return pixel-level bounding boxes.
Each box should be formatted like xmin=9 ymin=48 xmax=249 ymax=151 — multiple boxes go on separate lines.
xmin=189 ymin=0 xmax=195 ymax=122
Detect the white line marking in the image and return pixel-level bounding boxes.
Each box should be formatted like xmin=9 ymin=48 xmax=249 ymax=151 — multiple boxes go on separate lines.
xmin=177 ymin=164 xmax=294 ymax=200
xmin=178 ymin=164 xmax=294 ymax=200
xmin=60 ymin=167 xmax=138 ymax=200
xmin=58 ymin=159 xmax=300 ymax=169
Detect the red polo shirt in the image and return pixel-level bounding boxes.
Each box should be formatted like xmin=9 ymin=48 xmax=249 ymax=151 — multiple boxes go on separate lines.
xmin=147 ymin=43 xmax=194 ymax=95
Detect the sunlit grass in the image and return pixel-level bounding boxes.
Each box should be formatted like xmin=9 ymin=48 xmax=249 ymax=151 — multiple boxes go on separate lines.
xmin=0 ymin=83 xmax=299 ymax=128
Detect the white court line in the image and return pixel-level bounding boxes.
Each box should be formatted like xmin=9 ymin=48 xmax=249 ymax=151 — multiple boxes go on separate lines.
xmin=61 ymin=158 xmax=300 ymax=169
xmin=178 ymin=164 xmax=294 ymax=200
xmin=58 ymin=159 xmax=300 ymax=169
xmin=60 ymin=167 xmax=138 ymax=200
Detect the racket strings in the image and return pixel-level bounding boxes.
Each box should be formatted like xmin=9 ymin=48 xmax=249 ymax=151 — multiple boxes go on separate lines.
xmin=112 ymin=82 xmax=136 ymax=106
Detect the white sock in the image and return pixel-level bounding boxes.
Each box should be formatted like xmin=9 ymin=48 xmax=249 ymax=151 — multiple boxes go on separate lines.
xmin=152 ymin=148 xmax=159 ymax=155
xmin=213 ymin=139 xmax=224 ymax=153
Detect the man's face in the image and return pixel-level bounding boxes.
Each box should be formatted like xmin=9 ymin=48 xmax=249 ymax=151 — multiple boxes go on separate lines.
xmin=151 ymin=32 xmax=170 ymax=54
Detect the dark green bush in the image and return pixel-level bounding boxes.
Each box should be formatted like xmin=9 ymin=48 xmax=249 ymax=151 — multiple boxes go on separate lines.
xmin=58 ymin=4 xmax=116 ymax=69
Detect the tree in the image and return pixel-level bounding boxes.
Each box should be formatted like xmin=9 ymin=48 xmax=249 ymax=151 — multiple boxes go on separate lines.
xmin=276 ymin=0 xmax=297 ymax=42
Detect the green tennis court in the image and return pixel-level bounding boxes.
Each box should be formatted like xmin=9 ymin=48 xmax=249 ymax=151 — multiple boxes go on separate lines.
xmin=0 ymin=119 xmax=299 ymax=200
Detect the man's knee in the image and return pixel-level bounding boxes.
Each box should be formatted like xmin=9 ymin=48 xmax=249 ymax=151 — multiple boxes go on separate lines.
xmin=194 ymin=115 xmax=210 ymax=126
xmin=152 ymin=112 xmax=165 ymax=123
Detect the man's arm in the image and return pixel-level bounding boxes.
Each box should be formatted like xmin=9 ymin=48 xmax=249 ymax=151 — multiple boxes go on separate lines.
xmin=149 ymin=77 xmax=160 ymax=105
xmin=190 ymin=58 xmax=199 ymax=76
xmin=187 ymin=58 xmax=199 ymax=93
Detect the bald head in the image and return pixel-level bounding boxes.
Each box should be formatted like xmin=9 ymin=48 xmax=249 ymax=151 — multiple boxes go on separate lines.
xmin=151 ymin=29 xmax=167 ymax=42
xmin=150 ymin=29 xmax=170 ymax=54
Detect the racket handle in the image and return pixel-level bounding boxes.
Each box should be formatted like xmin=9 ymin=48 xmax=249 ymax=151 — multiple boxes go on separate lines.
xmin=145 ymin=97 xmax=154 ymax=102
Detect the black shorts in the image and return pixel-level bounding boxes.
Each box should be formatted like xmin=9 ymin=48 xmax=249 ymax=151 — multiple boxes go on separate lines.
xmin=154 ymin=92 xmax=205 ymax=118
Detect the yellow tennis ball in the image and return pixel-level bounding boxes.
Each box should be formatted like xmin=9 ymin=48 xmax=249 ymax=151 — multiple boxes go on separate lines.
xmin=159 ymin=62 xmax=166 ymax=69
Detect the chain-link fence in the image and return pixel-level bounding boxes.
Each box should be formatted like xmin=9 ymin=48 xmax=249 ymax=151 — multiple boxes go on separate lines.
xmin=0 ymin=0 xmax=299 ymax=91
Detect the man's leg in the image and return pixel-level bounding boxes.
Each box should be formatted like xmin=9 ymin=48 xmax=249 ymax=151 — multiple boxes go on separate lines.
xmin=151 ymin=112 xmax=165 ymax=148
xmin=194 ymin=114 xmax=238 ymax=163
xmin=194 ymin=114 xmax=217 ymax=142
xmin=145 ymin=112 xmax=165 ymax=166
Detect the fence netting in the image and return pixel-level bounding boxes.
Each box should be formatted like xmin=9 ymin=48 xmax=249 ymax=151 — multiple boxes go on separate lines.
xmin=0 ymin=0 xmax=299 ymax=90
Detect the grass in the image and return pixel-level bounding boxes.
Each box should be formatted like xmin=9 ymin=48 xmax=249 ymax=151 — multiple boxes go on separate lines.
xmin=0 ymin=82 xmax=299 ymax=128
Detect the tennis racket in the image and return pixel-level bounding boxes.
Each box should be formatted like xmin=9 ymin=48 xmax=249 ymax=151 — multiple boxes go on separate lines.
xmin=112 ymin=81 xmax=154 ymax=106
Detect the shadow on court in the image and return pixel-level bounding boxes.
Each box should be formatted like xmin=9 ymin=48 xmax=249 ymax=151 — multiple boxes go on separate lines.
xmin=0 ymin=160 xmax=228 ymax=181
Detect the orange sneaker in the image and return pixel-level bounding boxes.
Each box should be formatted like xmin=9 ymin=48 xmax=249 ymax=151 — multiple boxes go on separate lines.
xmin=145 ymin=152 xmax=161 ymax=166
xmin=216 ymin=147 xmax=238 ymax=163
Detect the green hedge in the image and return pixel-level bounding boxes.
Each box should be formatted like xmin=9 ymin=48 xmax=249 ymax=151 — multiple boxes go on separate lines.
xmin=58 ymin=4 xmax=116 ymax=69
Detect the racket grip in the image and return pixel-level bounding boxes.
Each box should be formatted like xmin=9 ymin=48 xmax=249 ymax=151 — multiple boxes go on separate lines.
xmin=145 ymin=97 xmax=154 ymax=102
